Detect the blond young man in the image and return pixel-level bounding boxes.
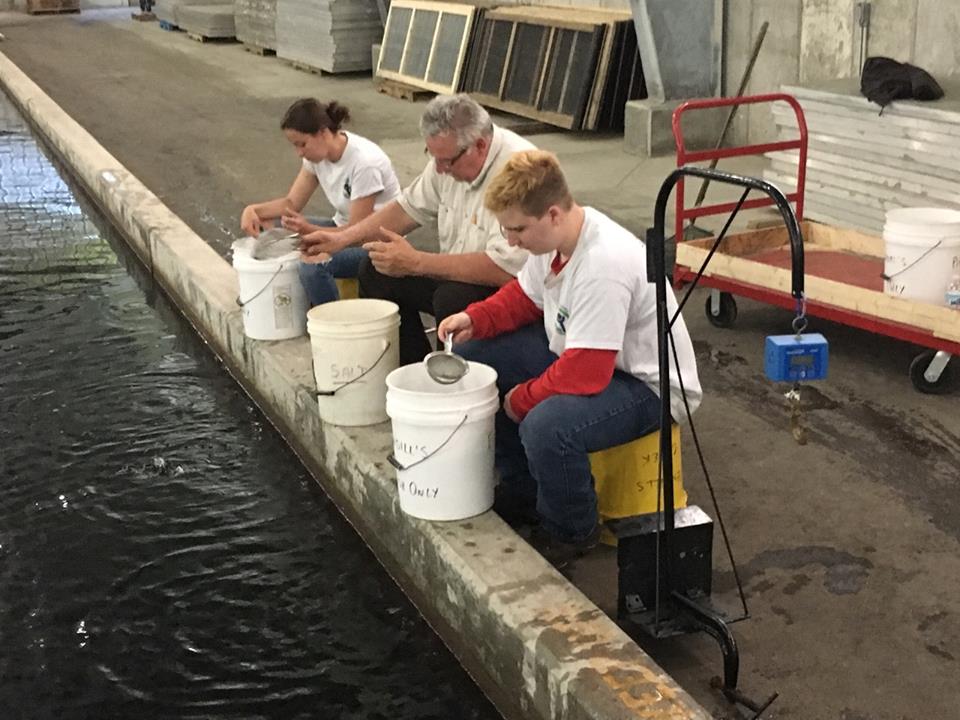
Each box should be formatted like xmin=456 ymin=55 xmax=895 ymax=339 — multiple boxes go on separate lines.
xmin=438 ymin=150 xmax=702 ymax=566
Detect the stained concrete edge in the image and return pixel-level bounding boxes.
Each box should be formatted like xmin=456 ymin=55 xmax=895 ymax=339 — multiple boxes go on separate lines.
xmin=0 ymin=51 xmax=713 ymax=720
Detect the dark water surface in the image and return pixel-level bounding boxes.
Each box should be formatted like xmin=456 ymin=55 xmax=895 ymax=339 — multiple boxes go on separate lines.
xmin=0 ymin=97 xmax=498 ymax=720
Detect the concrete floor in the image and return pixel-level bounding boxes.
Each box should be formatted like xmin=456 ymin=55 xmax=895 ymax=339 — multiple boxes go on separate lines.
xmin=2 ymin=10 xmax=958 ymax=720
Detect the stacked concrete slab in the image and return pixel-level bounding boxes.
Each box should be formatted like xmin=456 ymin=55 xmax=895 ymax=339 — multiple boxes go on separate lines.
xmin=234 ymin=0 xmax=277 ymax=51
xmin=178 ymin=4 xmax=236 ymax=37
xmin=764 ymin=79 xmax=960 ymax=234
xmin=155 ymin=0 xmax=179 ymax=25
xmin=276 ymin=0 xmax=381 ymax=73
xmin=155 ymin=0 xmax=232 ymax=28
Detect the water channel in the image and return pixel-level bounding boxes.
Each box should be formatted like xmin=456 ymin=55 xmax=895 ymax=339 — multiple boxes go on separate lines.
xmin=0 ymin=94 xmax=498 ymax=720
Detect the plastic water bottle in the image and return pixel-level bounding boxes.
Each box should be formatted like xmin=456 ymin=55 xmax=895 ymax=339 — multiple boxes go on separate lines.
xmin=947 ymin=274 xmax=960 ymax=310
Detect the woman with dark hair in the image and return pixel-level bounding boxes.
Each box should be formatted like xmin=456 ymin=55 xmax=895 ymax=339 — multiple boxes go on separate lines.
xmin=240 ymin=98 xmax=401 ymax=306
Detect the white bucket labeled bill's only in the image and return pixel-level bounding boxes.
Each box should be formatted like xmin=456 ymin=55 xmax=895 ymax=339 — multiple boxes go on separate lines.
xmin=883 ymin=207 xmax=960 ymax=305
xmin=386 ymin=361 xmax=499 ymax=521
xmin=232 ymin=239 xmax=308 ymax=340
xmin=307 ymin=299 xmax=400 ymax=426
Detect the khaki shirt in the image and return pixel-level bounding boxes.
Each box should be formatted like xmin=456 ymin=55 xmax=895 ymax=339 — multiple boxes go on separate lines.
xmin=398 ymin=125 xmax=535 ymax=276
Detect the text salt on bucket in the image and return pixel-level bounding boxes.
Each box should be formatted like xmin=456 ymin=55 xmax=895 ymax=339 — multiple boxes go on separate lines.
xmin=307 ymin=299 xmax=400 ymax=427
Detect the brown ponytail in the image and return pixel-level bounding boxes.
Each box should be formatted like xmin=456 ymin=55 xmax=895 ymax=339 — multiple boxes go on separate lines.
xmin=280 ymin=98 xmax=351 ymax=135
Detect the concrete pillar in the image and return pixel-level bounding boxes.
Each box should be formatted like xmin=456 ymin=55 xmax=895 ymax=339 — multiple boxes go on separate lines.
xmin=625 ymin=0 xmax=722 ymax=155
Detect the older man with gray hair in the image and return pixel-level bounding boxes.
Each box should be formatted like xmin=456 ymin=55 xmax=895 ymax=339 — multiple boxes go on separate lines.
xmin=299 ymin=93 xmax=535 ymax=364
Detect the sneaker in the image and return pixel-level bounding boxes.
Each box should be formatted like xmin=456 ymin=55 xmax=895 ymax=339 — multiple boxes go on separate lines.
xmin=527 ymin=525 xmax=600 ymax=570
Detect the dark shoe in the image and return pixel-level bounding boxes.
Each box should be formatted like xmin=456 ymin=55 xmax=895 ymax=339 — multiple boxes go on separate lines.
xmin=492 ymin=487 xmax=540 ymax=530
xmin=527 ymin=525 xmax=600 ymax=570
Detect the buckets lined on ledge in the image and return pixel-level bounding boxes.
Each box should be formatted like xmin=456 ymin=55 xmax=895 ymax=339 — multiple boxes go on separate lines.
xmin=883 ymin=208 xmax=960 ymax=305
xmin=386 ymin=361 xmax=499 ymax=521
xmin=232 ymin=236 xmax=308 ymax=340
xmin=307 ymin=299 xmax=400 ymax=426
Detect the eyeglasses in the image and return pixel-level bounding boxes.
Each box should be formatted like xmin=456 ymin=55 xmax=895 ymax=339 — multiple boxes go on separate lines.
xmin=426 ymin=143 xmax=471 ymax=170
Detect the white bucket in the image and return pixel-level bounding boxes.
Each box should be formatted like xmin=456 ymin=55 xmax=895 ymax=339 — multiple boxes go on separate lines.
xmin=386 ymin=361 xmax=499 ymax=521
xmin=307 ymin=299 xmax=400 ymax=426
xmin=883 ymin=207 xmax=960 ymax=304
xmin=232 ymin=239 xmax=308 ymax=340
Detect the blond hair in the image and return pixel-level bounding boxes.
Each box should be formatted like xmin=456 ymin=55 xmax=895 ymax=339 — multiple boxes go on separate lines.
xmin=484 ymin=150 xmax=573 ymax=217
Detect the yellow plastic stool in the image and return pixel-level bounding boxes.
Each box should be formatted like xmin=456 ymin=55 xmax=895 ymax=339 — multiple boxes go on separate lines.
xmin=336 ymin=278 xmax=359 ymax=300
xmin=589 ymin=425 xmax=685 ymax=546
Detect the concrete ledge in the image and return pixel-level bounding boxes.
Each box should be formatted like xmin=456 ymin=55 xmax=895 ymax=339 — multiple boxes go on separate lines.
xmin=624 ymin=99 xmax=727 ymax=158
xmin=0 ymin=50 xmax=712 ymax=720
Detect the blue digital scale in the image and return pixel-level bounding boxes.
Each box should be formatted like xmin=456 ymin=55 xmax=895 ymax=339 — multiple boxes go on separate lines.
xmin=764 ymin=332 xmax=829 ymax=382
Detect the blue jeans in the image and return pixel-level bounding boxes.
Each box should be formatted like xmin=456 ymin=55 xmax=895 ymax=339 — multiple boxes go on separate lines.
xmin=457 ymin=324 xmax=661 ymax=543
xmin=295 ymin=218 xmax=368 ymax=307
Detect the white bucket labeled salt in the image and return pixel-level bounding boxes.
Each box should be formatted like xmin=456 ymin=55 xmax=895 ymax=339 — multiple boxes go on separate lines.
xmin=883 ymin=207 xmax=960 ymax=304
xmin=307 ymin=299 xmax=400 ymax=426
xmin=232 ymin=235 xmax=308 ymax=340
xmin=386 ymin=362 xmax=499 ymax=521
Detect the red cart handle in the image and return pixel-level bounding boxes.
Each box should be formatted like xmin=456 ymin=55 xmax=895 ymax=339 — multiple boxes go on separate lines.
xmin=672 ymin=93 xmax=808 ymax=244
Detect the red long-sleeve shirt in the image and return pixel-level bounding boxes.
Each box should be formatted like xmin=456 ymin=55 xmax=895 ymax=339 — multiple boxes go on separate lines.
xmin=464 ymin=256 xmax=617 ymax=421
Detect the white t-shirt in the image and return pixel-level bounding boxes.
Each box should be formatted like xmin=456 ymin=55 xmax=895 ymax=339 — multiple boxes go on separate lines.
xmin=302 ymin=131 xmax=401 ymax=226
xmin=518 ymin=207 xmax=702 ymax=422
xmin=398 ymin=125 xmax=534 ymax=276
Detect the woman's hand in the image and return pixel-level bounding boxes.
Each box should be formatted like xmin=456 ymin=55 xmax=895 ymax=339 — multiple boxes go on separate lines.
xmin=241 ymin=205 xmax=264 ymax=237
xmin=437 ymin=312 xmax=474 ymax=345
xmin=280 ymin=209 xmax=313 ymax=235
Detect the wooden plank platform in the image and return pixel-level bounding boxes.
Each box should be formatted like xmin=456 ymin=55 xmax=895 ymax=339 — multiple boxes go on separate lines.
xmin=131 ymin=11 xmax=156 ymax=21
xmin=242 ymin=43 xmax=276 ymax=57
xmin=375 ymin=78 xmax=433 ymax=102
xmin=675 ymin=221 xmax=960 ymax=344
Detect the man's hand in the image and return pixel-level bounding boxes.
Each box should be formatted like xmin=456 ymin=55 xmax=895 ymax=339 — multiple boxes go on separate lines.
xmin=503 ymin=386 xmax=521 ymax=423
xmin=240 ymin=205 xmax=264 ymax=237
xmin=300 ymin=228 xmax=348 ymax=257
xmin=280 ymin=209 xmax=314 ymax=236
xmin=437 ymin=312 xmax=474 ymax=345
xmin=363 ymin=227 xmax=422 ymax=278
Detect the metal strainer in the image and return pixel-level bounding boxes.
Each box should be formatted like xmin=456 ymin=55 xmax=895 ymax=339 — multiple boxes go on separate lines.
xmin=424 ymin=334 xmax=469 ymax=384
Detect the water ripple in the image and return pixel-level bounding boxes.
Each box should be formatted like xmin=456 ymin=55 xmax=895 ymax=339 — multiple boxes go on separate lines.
xmin=0 ymin=95 xmax=497 ymax=720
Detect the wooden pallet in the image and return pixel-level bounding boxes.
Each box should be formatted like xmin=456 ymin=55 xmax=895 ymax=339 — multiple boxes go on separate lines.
xmin=186 ymin=32 xmax=236 ymax=43
xmin=375 ymin=78 xmax=433 ymax=102
xmin=242 ymin=43 xmax=276 ymax=57
xmin=131 ymin=11 xmax=156 ymax=21
xmin=26 ymin=0 xmax=80 ymax=14
xmin=283 ymin=59 xmax=328 ymax=75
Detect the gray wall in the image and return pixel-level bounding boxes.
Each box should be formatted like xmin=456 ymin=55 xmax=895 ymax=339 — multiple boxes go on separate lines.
xmin=725 ymin=0 xmax=960 ymax=143
xmin=487 ymin=0 xmax=960 ymax=145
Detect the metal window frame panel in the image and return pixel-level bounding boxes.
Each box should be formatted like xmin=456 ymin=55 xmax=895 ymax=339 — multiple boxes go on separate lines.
xmin=377 ymin=0 xmax=476 ymax=94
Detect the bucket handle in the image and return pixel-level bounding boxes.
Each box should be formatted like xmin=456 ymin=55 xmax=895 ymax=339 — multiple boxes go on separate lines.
xmin=236 ymin=264 xmax=287 ymax=308
xmin=316 ymin=340 xmax=392 ymax=397
xmin=881 ymin=239 xmax=943 ymax=282
xmin=387 ymin=414 xmax=468 ymax=472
